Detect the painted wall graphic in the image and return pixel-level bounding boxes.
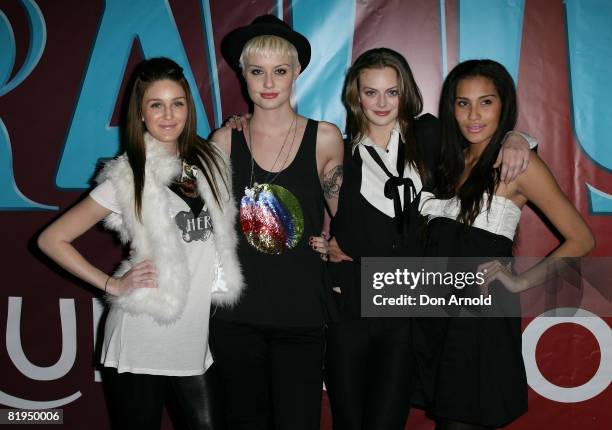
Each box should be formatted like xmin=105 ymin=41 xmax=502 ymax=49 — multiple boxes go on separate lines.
xmin=1 ymin=0 xmax=610 ymax=429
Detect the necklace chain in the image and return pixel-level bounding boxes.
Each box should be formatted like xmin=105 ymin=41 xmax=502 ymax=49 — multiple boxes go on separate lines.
xmin=246 ymin=115 xmax=298 ymax=190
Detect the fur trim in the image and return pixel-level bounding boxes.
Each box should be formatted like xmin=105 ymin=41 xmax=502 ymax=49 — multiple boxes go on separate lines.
xmin=96 ymin=134 xmax=243 ymax=324
xmin=195 ymin=143 xmax=244 ymax=305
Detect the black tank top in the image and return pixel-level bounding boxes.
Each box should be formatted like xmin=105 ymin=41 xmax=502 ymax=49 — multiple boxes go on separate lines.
xmin=215 ymin=119 xmax=336 ymax=326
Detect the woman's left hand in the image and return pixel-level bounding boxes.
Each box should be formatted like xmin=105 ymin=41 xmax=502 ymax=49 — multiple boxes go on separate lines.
xmin=477 ymin=260 xmax=529 ymax=295
xmin=495 ymin=131 xmax=531 ymax=183
xmin=223 ymin=113 xmax=250 ymax=131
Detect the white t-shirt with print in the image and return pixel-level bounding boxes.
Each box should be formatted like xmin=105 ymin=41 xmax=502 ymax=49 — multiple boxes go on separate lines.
xmin=91 ymin=180 xmax=216 ymax=376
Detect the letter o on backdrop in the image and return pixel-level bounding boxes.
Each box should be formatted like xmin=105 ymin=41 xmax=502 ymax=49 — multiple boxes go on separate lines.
xmin=522 ymin=308 xmax=611 ymax=403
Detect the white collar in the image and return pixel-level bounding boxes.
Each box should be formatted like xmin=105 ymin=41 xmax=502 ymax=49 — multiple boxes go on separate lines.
xmin=351 ymin=121 xmax=402 ymax=155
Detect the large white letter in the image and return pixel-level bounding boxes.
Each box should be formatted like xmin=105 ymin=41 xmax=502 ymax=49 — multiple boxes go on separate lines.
xmin=522 ymin=308 xmax=611 ymax=403
xmin=1 ymin=297 xmax=81 ymax=409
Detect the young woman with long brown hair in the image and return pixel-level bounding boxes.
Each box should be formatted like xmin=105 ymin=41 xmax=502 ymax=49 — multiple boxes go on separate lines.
xmin=419 ymin=59 xmax=594 ymax=430
xmin=38 ymin=57 xmax=242 ymax=429
xmin=324 ymin=49 xmax=535 ymax=430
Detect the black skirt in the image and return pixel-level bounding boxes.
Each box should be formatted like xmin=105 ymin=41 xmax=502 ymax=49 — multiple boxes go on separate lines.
xmin=420 ymin=217 xmax=528 ymax=427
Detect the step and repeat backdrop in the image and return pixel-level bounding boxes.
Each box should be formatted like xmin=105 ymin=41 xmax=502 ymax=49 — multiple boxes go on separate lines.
xmin=1 ymin=0 xmax=610 ymax=428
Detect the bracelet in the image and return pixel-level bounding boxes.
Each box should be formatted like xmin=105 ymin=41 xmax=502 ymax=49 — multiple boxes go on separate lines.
xmin=104 ymin=276 xmax=111 ymax=293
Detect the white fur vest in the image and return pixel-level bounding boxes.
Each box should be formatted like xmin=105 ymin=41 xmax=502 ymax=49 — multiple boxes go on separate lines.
xmin=96 ymin=134 xmax=243 ymax=324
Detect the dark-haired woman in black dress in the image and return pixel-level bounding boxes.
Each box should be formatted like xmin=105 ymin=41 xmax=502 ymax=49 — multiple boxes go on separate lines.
xmin=420 ymin=59 xmax=594 ymax=430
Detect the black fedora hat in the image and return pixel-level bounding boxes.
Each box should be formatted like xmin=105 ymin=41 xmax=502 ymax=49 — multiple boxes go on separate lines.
xmin=222 ymin=14 xmax=311 ymax=72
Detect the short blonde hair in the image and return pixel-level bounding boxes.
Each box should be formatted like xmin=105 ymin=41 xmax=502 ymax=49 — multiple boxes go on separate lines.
xmin=239 ymin=35 xmax=299 ymax=71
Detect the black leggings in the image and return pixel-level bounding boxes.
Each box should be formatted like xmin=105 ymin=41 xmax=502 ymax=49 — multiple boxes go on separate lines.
xmin=435 ymin=419 xmax=492 ymax=430
xmin=325 ymin=319 xmax=415 ymax=430
xmin=103 ymin=366 xmax=223 ymax=430
xmin=209 ymin=318 xmax=325 ymax=430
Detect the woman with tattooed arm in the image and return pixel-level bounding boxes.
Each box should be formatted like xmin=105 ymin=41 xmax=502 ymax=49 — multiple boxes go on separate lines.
xmin=207 ymin=15 xmax=344 ymax=430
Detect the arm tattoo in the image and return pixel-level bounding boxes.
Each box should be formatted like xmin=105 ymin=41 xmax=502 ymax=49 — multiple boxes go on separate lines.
xmin=322 ymin=165 xmax=343 ymax=200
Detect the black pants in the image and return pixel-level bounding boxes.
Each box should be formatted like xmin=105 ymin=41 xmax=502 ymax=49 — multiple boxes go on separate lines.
xmin=103 ymin=366 xmax=223 ymax=430
xmin=209 ymin=318 xmax=325 ymax=430
xmin=325 ymin=319 xmax=415 ymax=430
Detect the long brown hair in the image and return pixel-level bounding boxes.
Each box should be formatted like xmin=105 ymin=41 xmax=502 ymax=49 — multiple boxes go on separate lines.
xmin=436 ymin=59 xmax=517 ymax=226
xmin=124 ymin=57 xmax=227 ymax=221
xmin=343 ymin=48 xmax=428 ymax=182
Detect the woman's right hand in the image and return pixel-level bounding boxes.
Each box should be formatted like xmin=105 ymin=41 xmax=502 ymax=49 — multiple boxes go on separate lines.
xmin=328 ymin=237 xmax=353 ymax=263
xmin=107 ymin=260 xmax=158 ymax=296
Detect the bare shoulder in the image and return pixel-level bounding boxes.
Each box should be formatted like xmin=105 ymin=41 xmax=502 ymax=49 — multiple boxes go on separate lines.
xmin=317 ymin=121 xmax=343 ymax=143
xmin=515 ymin=151 xmax=558 ymax=196
xmin=517 ymin=151 xmax=551 ymax=183
xmin=315 ymin=121 xmax=344 ymax=181
xmin=316 ymin=121 xmax=343 ymax=155
xmin=209 ymin=126 xmax=232 ymax=156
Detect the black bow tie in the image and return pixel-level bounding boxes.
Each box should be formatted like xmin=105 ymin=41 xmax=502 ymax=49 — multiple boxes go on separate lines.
xmin=363 ymin=145 xmax=417 ymax=235
xmin=384 ymin=176 xmax=416 ymax=200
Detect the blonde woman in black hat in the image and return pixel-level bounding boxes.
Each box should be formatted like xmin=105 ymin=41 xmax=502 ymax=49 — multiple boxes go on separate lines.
xmin=208 ymin=15 xmax=344 ymax=430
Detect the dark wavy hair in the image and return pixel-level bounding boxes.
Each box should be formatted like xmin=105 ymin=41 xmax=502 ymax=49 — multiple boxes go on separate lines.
xmin=343 ymin=48 xmax=429 ymax=183
xmin=124 ymin=57 xmax=227 ymax=221
xmin=435 ymin=59 xmax=517 ymax=226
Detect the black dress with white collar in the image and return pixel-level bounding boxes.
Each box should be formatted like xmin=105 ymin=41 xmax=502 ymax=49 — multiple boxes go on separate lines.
xmin=330 ymin=113 xmax=441 ymax=319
